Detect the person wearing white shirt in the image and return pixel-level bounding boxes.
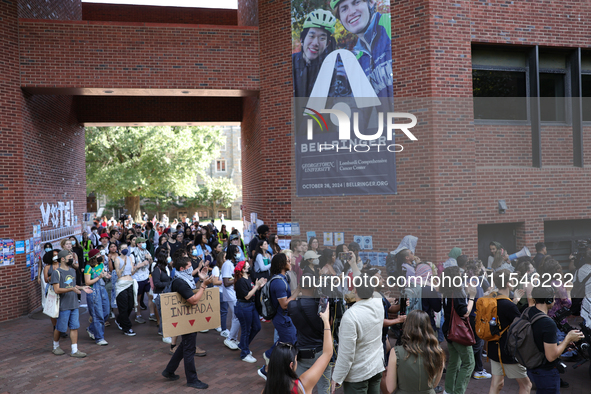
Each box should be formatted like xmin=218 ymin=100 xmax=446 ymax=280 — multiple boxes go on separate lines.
xmin=331 ymin=276 xmax=385 ymax=393
xmin=221 ymin=245 xmax=241 ymax=350
xmin=128 ymin=236 xmax=152 ymax=324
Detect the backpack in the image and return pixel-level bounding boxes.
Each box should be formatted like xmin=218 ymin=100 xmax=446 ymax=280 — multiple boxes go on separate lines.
xmin=162 ymin=268 xmax=177 ymax=294
xmin=505 ymin=307 xmax=553 ymax=369
xmin=570 ymin=267 xmax=591 ymax=316
xmin=475 ymin=292 xmax=511 ymax=342
xmin=404 ymin=284 xmax=423 ymax=313
xmin=258 ymin=275 xmax=288 ymax=320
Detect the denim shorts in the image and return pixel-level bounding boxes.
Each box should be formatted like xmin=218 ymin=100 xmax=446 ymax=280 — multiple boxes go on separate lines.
xmin=56 ymin=308 xmax=80 ymax=332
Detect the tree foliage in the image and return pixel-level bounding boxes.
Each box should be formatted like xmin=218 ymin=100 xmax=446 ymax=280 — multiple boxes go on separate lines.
xmin=85 ymin=126 xmax=225 ymax=201
xmin=186 ymin=176 xmax=239 ymax=217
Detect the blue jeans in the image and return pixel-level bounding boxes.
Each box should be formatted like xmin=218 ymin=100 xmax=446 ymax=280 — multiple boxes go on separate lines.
xmin=56 ymin=308 xmax=80 ymax=332
xmin=264 ymin=314 xmax=297 ymax=359
xmin=219 ymin=292 xmax=228 ymax=331
xmin=87 ymin=285 xmax=109 ymax=341
xmin=235 ymin=301 xmax=261 ymax=359
xmin=527 ymin=367 xmax=559 ymax=394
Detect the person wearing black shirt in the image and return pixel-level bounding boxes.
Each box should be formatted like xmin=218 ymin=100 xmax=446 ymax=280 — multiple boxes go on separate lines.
xmin=287 ymin=273 xmax=332 ymax=394
xmin=162 ymin=257 xmax=213 ymax=390
xmin=168 ymin=233 xmax=183 ymax=259
xmin=533 ymin=242 xmax=546 ymax=271
xmin=487 ymin=270 xmax=531 ymax=394
xmin=248 ymin=225 xmax=269 ymax=261
xmin=526 ymin=286 xmax=584 ymax=394
xmin=233 ymin=260 xmax=266 ymax=363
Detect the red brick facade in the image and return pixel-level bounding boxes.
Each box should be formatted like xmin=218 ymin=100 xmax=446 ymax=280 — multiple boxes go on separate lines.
xmin=1 ymin=0 xmax=590 ymax=322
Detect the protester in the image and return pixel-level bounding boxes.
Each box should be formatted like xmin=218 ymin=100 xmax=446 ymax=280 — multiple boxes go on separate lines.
xmin=129 ymin=236 xmax=152 ymax=323
xmin=385 ymin=310 xmax=446 ymax=393
xmin=441 ymin=266 xmax=477 ymax=394
xmin=259 ymin=253 xmax=299 ymax=380
xmin=288 ymin=273 xmax=332 ymax=393
xmin=84 ymin=249 xmax=110 ymax=346
xmin=249 ymin=225 xmax=269 ymax=260
xmin=44 ymin=249 xmax=67 ymax=338
xmin=161 ymin=258 xmax=212 ymax=389
xmin=152 ymin=248 xmax=173 ymax=343
xmin=114 ymin=243 xmax=138 ymax=336
xmin=253 ymin=239 xmax=272 ymax=281
xmin=233 ymin=260 xmax=266 ymax=363
xmin=50 ymin=249 xmax=92 ymax=357
xmin=222 ymin=245 xmax=241 ymax=350
xmin=262 ymin=307 xmax=332 ymax=394
xmin=212 ymin=251 xmax=227 ymax=335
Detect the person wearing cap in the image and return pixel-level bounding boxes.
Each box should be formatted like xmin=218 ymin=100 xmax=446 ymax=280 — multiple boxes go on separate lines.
xmin=50 ymin=249 xmax=92 ymax=357
xmin=293 ymin=9 xmax=337 ymax=97
xmin=233 ymin=260 xmax=267 ymax=363
xmin=301 ymin=250 xmax=321 ymax=277
xmin=228 ymin=233 xmax=246 ymax=262
xmin=84 ymin=249 xmax=111 ymax=346
xmin=329 ymin=0 xmax=392 ymax=98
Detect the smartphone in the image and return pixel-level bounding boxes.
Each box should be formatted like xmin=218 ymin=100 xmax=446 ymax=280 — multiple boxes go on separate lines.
xmin=399 ymin=296 xmax=407 ymax=315
xmin=318 ymin=296 xmax=329 ymax=315
xmin=338 ymin=252 xmax=346 ymax=261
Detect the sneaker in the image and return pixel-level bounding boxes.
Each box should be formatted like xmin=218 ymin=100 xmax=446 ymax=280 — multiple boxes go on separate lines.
xmin=434 ymin=386 xmax=444 ymax=393
xmin=473 ymin=370 xmax=492 ymax=379
xmin=224 ymin=339 xmax=239 ymax=350
xmin=124 ymin=329 xmax=136 ymax=336
xmin=220 ymin=329 xmax=230 ymax=338
xmin=258 ymin=366 xmax=267 ymax=381
xmin=195 ymin=346 xmax=207 ymax=357
xmin=86 ymin=328 xmax=95 ymax=340
xmin=158 ymin=331 xmax=163 ymax=336
xmin=96 ymin=339 xmax=108 ymax=346
xmin=109 ymin=312 xmax=115 ymax=319
xmin=215 ymin=327 xmax=222 ymax=332
xmin=187 ymin=380 xmax=209 ymax=389
xmin=135 ymin=316 xmax=146 ymax=324
xmin=199 ymin=329 xmax=209 ymax=333
xmin=115 ymin=320 xmax=122 ymax=331
xmin=263 ymin=352 xmax=270 ymax=366
xmin=162 ymin=371 xmax=180 ymax=381
xmin=560 ymin=379 xmax=569 ymax=388
xmin=162 ymin=337 xmax=172 ymax=344
xmin=70 ymin=351 xmax=87 ymax=358
xmin=242 ymin=354 xmax=257 ymax=363
xmin=52 ymin=347 xmax=65 ymax=356
xmin=149 ymin=314 xmax=157 ymax=322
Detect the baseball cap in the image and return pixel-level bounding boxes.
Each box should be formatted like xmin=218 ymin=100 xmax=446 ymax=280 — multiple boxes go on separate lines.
xmin=229 ymin=234 xmax=239 ymax=241
xmin=88 ymin=249 xmax=100 ymax=259
xmin=100 ymin=233 xmax=109 ymax=239
xmin=303 ymin=251 xmax=321 ymax=260
xmin=136 ymin=237 xmax=147 ymax=243
xmin=57 ymin=249 xmax=71 ymax=260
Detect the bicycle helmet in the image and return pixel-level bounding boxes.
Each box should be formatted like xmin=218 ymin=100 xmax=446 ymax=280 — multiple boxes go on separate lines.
xmin=302 ymin=9 xmax=337 ymax=34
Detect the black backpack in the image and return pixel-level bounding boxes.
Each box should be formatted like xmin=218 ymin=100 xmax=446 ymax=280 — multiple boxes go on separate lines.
xmin=570 ymin=267 xmax=591 ymax=316
xmin=258 ymin=275 xmax=288 ymax=320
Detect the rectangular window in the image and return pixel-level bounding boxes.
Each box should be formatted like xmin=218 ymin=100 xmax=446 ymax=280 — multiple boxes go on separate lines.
xmin=472 ymin=69 xmax=527 ymax=120
xmin=539 ymin=73 xmax=566 ymax=122
xmin=216 ymin=159 xmax=226 ymax=172
xmin=583 ymin=74 xmax=591 ymax=122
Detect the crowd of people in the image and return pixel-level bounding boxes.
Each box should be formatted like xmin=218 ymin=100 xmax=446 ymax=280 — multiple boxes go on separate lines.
xmin=39 ymin=214 xmax=591 ymax=394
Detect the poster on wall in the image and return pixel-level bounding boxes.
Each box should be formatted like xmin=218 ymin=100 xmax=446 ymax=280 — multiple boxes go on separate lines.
xmin=292 ymin=0 xmax=395 ymax=197
xmin=1 ymin=239 xmax=15 ymax=266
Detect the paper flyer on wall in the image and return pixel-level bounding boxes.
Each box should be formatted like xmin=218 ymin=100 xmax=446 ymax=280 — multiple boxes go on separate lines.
xmin=1 ymin=239 xmax=15 ymax=266
xmin=291 ymin=222 xmax=301 ymax=235
xmin=306 ymin=231 xmax=316 ymax=242
xmin=16 ymin=241 xmax=25 ymax=255
xmin=334 ymin=232 xmax=344 ymax=245
xmin=362 ymin=235 xmax=373 ymax=250
xmin=323 ymin=232 xmax=333 ymax=246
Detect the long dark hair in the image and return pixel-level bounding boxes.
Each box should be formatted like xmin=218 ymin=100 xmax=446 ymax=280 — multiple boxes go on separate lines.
xmin=269 ymin=233 xmax=281 ymax=255
xmin=401 ymin=310 xmax=446 ymax=386
xmin=156 ymin=249 xmax=169 ymax=271
xmin=319 ymin=248 xmax=334 ymax=269
xmin=226 ymin=244 xmax=239 ymax=264
xmin=254 ymin=239 xmax=268 ymax=261
xmin=262 ymin=343 xmax=299 ymax=394
xmin=270 ymin=253 xmax=289 ymax=276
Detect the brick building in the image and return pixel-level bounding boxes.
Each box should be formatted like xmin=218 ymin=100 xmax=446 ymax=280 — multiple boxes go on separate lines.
xmin=0 ymin=0 xmax=590 ymax=321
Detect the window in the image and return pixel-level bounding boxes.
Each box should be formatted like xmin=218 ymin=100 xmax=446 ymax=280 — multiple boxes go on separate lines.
xmin=472 ymin=70 xmax=527 ymax=120
xmin=539 ymin=73 xmax=566 ymax=122
xmin=583 ymin=74 xmax=591 ymax=122
xmin=472 ymin=47 xmax=528 ymax=121
xmin=216 ymin=159 xmax=226 ymax=172
xmin=220 ymin=137 xmax=227 ymax=151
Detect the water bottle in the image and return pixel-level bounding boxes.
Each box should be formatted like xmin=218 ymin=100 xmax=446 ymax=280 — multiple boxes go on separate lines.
xmin=490 ymin=317 xmax=497 ymax=326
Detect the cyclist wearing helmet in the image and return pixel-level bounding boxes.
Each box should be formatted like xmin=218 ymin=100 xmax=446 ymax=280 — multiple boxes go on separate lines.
xmin=331 ymin=0 xmax=392 ymax=98
xmin=293 ymin=9 xmax=337 ymax=97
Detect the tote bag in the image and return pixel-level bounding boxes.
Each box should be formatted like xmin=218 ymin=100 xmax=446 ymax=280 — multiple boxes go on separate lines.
xmin=447 ymin=299 xmax=475 ymax=346
xmin=43 ymin=271 xmax=60 ymax=318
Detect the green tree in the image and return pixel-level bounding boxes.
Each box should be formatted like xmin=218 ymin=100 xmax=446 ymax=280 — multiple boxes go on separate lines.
xmin=187 ymin=176 xmax=239 ymax=219
xmin=85 ymin=126 xmax=224 ymax=221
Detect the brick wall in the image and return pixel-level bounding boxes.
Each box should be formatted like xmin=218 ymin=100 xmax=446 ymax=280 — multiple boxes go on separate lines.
xmin=18 ymin=20 xmax=259 ymax=92
xmin=82 ymin=2 xmax=237 ymax=25
xmin=237 ymin=0 xmax=258 ymax=27
xmin=18 ymin=0 xmax=81 ymax=20
xmin=76 ymin=96 xmax=243 ymax=124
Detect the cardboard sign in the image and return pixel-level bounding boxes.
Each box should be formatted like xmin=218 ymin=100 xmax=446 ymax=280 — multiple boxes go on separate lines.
xmin=161 ymin=288 xmax=220 ymax=338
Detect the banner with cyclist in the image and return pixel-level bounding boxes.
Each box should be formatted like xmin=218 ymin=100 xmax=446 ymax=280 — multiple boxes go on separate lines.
xmin=292 ymin=0 xmax=395 ymax=197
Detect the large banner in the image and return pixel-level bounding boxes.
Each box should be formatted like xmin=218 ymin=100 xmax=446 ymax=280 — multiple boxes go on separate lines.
xmin=292 ymin=0 xmax=395 ymax=197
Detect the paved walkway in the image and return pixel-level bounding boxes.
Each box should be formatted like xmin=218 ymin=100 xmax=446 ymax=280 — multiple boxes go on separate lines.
xmin=0 ymin=305 xmax=589 ymax=393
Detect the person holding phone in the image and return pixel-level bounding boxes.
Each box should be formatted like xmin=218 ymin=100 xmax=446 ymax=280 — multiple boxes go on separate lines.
xmin=262 ymin=306 xmax=332 ymax=394
xmin=287 ymin=273 xmax=333 ymax=394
